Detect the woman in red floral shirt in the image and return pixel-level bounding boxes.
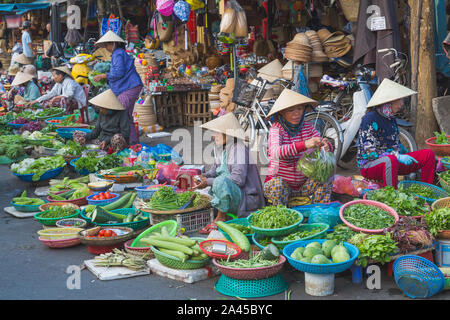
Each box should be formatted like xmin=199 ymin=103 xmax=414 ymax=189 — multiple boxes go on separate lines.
xmin=264 ymin=89 xmax=333 ymax=205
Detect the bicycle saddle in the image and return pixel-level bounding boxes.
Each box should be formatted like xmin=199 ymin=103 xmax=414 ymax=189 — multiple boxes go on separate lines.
xmin=320 ymin=75 xmax=349 ymax=88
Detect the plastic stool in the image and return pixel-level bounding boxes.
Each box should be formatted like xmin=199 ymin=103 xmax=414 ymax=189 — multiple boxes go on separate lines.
xmin=351 ymin=264 xmax=363 ymax=284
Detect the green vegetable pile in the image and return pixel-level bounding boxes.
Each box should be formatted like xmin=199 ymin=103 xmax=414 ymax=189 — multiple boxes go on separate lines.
xmin=55 ymin=140 xmax=86 ymax=156
xmin=39 ymin=206 xmax=78 ymax=219
xmin=366 ymin=186 xmax=429 ymax=217
xmin=326 ymin=224 xmax=357 ymax=243
xmin=343 ymin=204 xmax=396 ymax=230
xmin=146 ymin=187 xmax=202 ymax=211
xmin=441 ymin=170 xmax=450 ymax=184
xmin=399 ymin=184 xmax=435 ymax=199
xmin=250 ymin=205 xmax=300 ymax=229
xmin=297 ymin=148 xmax=336 ymax=183
xmin=290 ymin=240 xmax=352 ymax=264
xmin=217 ymin=250 xmax=279 ymax=268
xmin=36 ymin=107 xmax=63 ymax=118
xmin=0 ymin=135 xmax=26 ymax=161
xmin=12 ymin=190 xmax=45 ymax=206
xmin=424 ymin=207 xmax=450 ymax=237
xmin=281 ymin=227 xmax=324 ymax=242
xmin=11 ymin=156 xmax=66 ymax=181
xmin=226 ymin=223 xmax=253 ymax=235
xmin=74 ymin=152 xmax=123 ymax=172
xmin=434 ymin=131 xmax=449 ymax=145
xmin=349 ymin=233 xmax=398 ymax=267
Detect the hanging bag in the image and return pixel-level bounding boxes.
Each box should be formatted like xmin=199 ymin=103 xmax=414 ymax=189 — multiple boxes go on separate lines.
xmin=101 ymin=14 xmax=122 ymax=36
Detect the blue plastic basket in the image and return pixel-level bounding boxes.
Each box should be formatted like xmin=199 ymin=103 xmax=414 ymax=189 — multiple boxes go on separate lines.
xmin=10 ymin=200 xmax=48 ymax=212
xmin=134 ymin=185 xmax=176 ymax=200
xmin=393 ymin=255 xmax=445 ymax=299
xmin=69 ymin=158 xmax=95 ymax=176
xmin=8 ymin=122 xmax=25 ymax=129
xmin=13 ymin=166 xmax=65 ymax=182
xmin=441 ymin=157 xmax=450 ymax=170
xmin=283 ymin=239 xmax=359 ymax=274
xmin=291 ymin=202 xmax=342 ymax=218
xmin=398 ymin=181 xmax=449 ymax=205
xmin=252 ymin=233 xmax=275 ymax=250
xmin=56 ymin=128 xmax=91 ymax=139
xmin=86 ymin=192 xmax=120 ymax=206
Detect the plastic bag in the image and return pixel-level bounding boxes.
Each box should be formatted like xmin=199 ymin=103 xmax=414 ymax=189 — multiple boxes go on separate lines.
xmin=220 ymin=1 xmax=237 ymax=34
xmin=308 ymin=206 xmax=342 ymax=229
xmin=234 ymin=7 xmax=248 ymax=37
xmin=332 ymin=175 xmax=359 ymax=196
xmin=297 ymin=147 xmax=336 ymax=184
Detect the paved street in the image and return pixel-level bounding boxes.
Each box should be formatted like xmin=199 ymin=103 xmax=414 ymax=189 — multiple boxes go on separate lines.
xmin=0 ymin=128 xmax=448 ymax=300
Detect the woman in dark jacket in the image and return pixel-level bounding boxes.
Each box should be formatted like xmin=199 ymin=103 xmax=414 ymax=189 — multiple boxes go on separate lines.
xmin=93 ymin=31 xmax=143 ymax=144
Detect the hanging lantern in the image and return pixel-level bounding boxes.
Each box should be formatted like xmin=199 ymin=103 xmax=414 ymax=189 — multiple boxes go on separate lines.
xmin=174 ymin=1 xmax=191 ymax=22
xmin=156 ymin=0 xmax=175 ymax=16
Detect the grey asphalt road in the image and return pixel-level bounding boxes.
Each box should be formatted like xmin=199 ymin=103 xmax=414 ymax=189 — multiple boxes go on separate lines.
xmin=0 ymin=127 xmax=448 ymax=301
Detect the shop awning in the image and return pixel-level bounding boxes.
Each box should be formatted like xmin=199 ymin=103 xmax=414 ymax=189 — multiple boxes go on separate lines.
xmin=15 ymin=3 xmax=51 ymax=15
xmin=0 ymin=4 xmax=16 ymax=13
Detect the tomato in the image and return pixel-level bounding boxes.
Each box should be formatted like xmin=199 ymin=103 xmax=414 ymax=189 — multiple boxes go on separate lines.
xmin=98 ymin=230 xmax=105 ymax=237
xmin=110 ymin=231 xmax=117 ymax=237
xmin=104 ymin=230 xmax=112 ymax=237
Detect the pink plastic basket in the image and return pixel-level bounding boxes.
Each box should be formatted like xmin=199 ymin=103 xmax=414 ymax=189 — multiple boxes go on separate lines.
xmin=339 ymin=199 xmax=399 ymax=234
xmin=212 ymin=253 xmax=286 ymax=280
xmin=39 ymin=236 xmax=81 ymax=248
xmin=425 ymin=136 xmax=450 ymax=157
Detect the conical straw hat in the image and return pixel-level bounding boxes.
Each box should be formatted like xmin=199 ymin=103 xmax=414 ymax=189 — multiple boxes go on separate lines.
xmin=95 ymin=31 xmax=126 ymax=45
xmin=258 ymin=59 xmax=283 ymax=78
xmin=52 ymin=66 xmax=73 ymax=79
xmin=282 ymin=60 xmax=295 ymax=71
xmin=13 ymin=53 xmax=32 ymax=65
xmin=11 ymin=71 xmax=34 ymax=87
xmin=366 ymin=79 xmax=417 ymax=109
xmin=200 ymin=112 xmax=247 ymax=141
xmin=267 ymin=89 xmax=318 ymax=118
xmin=89 ymin=89 xmax=125 ymax=111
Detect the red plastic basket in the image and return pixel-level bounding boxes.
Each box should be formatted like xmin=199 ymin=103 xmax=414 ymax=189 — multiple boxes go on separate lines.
xmin=212 ymin=252 xmax=286 ymax=280
xmin=425 ymin=136 xmax=450 ymax=157
xmin=362 ymin=192 xmax=430 ymax=219
xmin=39 ymin=236 xmax=81 ymax=248
xmin=87 ymin=243 xmax=124 ymax=254
xmin=47 ymin=190 xmax=91 ymax=206
xmin=339 ymin=199 xmax=399 ymax=234
xmin=199 ymin=240 xmax=242 ymax=260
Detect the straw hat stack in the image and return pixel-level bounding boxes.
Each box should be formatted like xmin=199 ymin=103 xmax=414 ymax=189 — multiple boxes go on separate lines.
xmin=219 ymin=78 xmax=236 ymax=113
xmin=284 ymin=33 xmax=312 ymax=63
xmin=134 ymin=58 xmax=148 ymax=84
xmin=305 ymin=30 xmax=329 ymax=62
xmin=133 ymin=95 xmax=158 ymax=127
xmin=257 ymin=59 xmax=283 ymax=83
xmin=317 ymin=29 xmax=352 ymax=58
xmin=209 ymin=85 xmax=222 ymax=113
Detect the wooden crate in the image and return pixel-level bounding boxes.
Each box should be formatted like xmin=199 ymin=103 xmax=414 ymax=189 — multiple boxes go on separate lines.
xmin=154 ymin=92 xmax=184 ymax=128
xmin=183 ymin=90 xmax=211 ymax=126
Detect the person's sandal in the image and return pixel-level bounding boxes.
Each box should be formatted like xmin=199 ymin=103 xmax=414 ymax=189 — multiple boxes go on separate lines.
xmin=199 ymin=223 xmax=218 ymax=234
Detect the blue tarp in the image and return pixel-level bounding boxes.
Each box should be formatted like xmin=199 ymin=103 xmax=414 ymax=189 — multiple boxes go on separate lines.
xmin=0 ymin=4 xmax=16 ymax=12
xmin=0 ymin=2 xmax=51 ymax=15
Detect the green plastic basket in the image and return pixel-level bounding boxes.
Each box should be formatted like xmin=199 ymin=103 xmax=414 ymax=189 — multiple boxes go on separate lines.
xmin=91 ymin=209 xmax=150 ymax=231
xmin=0 ymin=155 xmax=27 ymax=165
xmin=215 ymin=274 xmax=289 ymax=298
xmin=151 ymin=237 xmax=211 ymax=270
xmin=271 ymin=223 xmax=330 ymax=249
xmin=34 ymin=210 xmax=80 ymax=226
xmin=252 ymin=233 xmax=276 ymax=250
xmin=218 ymin=218 xmax=255 ymax=245
xmin=131 ymin=220 xmax=178 ymax=247
xmin=36 ymin=111 xmax=64 ymax=120
xmin=248 ymin=209 xmax=304 ymax=237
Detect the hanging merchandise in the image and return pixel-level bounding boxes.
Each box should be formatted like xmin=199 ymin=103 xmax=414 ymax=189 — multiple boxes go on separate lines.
xmin=234 ymin=4 xmax=248 ymax=38
xmin=174 ymin=1 xmax=191 ymax=22
xmin=157 ymin=0 xmax=175 ymax=16
xmin=186 ymin=0 xmax=205 ymax=11
xmin=101 ymin=14 xmax=122 ymax=36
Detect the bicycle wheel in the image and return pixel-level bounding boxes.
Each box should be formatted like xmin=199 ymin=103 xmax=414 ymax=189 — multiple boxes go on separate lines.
xmin=304 ymin=112 xmax=344 ymax=160
xmin=399 ymin=127 xmax=418 ymax=152
xmin=234 ymin=107 xmax=256 ymax=146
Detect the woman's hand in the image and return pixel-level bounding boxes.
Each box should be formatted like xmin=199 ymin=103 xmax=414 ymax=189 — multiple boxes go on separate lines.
xmin=192 ymin=175 xmax=208 ymax=190
xmin=320 ymin=138 xmax=331 ymax=152
xmin=50 ymin=96 xmax=62 ymax=105
xmin=99 ymin=141 xmax=107 ymax=150
xmin=305 ymin=137 xmax=323 ymax=149
xmin=93 ymin=74 xmax=107 ymax=82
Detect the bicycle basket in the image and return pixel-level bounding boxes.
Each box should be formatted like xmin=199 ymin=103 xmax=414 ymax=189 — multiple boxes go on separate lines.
xmin=232 ymin=78 xmax=265 ymax=108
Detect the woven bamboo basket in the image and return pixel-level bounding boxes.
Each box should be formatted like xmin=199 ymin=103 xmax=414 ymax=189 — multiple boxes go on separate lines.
xmin=431 ymin=197 xmax=450 ymax=211
xmin=77 ymin=226 xmax=135 ymax=246
xmin=338 ymin=0 xmax=360 ymax=22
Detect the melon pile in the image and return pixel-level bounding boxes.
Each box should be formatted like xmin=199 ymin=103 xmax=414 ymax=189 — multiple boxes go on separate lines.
xmin=290 ymin=240 xmax=351 ymax=264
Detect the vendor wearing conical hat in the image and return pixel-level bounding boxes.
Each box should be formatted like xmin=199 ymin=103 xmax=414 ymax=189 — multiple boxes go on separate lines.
xmin=264 ymin=89 xmax=334 ymax=206
xmin=73 ymin=89 xmax=130 ymax=153
xmin=92 ymin=31 xmax=143 ymax=144
xmin=192 ymin=113 xmax=265 ymax=233
xmin=357 ymin=79 xmax=435 ymax=188
xmin=28 ymin=66 xmax=86 ymax=114
xmin=6 ymin=71 xmax=41 ymax=111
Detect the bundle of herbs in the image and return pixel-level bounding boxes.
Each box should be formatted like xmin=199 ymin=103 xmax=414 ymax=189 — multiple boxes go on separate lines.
xmin=384 ymin=217 xmax=434 ymax=253
xmin=424 ymin=207 xmax=450 ymax=237
xmin=297 ymin=147 xmax=336 ymax=183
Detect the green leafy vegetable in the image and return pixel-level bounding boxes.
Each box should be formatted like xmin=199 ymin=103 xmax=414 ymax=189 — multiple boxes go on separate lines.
xmin=424 ymin=207 xmax=450 ymax=237
xmin=343 ymin=204 xmax=396 ymax=230
xmin=434 ymin=131 xmax=449 ymax=145
xmin=350 ymin=233 xmax=398 ymax=267
xmin=297 ymin=148 xmax=336 ymax=183
xmin=250 ymin=205 xmax=300 ymax=229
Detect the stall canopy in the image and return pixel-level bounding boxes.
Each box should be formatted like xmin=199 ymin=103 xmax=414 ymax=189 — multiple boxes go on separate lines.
xmin=0 ymin=1 xmax=52 ymax=15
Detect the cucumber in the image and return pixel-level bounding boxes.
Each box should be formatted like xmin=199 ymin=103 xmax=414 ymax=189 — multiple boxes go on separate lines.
xmin=260 ymin=244 xmax=280 ymax=260
xmin=56 ymin=189 xmax=76 ymax=199
xmin=149 ymin=235 xmax=197 ymax=247
xmin=216 ymin=221 xmax=250 ymax=252
xmin=124 ymin=211 xmax=135 ymax=223
xmin=158 ymin=248 xmax=188 ymax=262
xmin=91 ymin=206 xmax=125 ymax=223
xmin=190 ymin=254 xmax=208 ymax=260
xmin=160 ymin=226 xmax=170 ymax=237
xmin=139 ymin=238 xmax=194 ymax=255
xmin=122 ymin=192 xmax=137 ymax=209
xmin=102 ymin=192 xmax=132 ymax=210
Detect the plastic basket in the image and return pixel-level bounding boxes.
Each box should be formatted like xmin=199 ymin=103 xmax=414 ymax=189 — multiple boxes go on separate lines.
xmin=248 ymin=209 xmax=303 ymax=237
xmin=70 ymin=158 xmax=95 ymax=176
xmin=135 ymin=185 xmax=176 ymax=200
xmin=37 ymin=227 xmax=84 ymax=240
xmin=431 ymin=197 xmax=450 ymax=211
xmin=56 ymin=128 xmax=91 ymax=139
xmin=86 ymin=192 xmax=120 ymax=206
xmin=232 ymin=78 xmax=265 ymax=108
xmin=93 ymin=209 xmax=150 ymax=231
xmin=290 ymin=202 xmax=342 ymax=218
xmin=339 ymin=200 xmax=399 ymax=234
xmin=36 ymin=111 xmax=64 ymax=120
xmin=271 ymin=223 xmax=330 ymax=249
xmin=151 ymin=237 xmax=210 ymax=270
xmin=283 ymin=239 xmax=359 ymax=274
xmin=252 ymin=233 xmax=275 ymax=250
xmin=10 ymin=200 xmax=48 ymax=212
xmin=199 ymin=240 xmax=242 ymax=260
xmin=8 ymin=122 xmax=24 ymax=129
xmin=13 ymin=166 xmax=64 ymax=182
xmin=393 ymin=255 xmax=445 ymax=299
xmin=441 ymin=157 xmax=450 ymax=170
xmin=215 ymin=274 xmax=289 ymax=298
xmin=124 ymin=239 xmax=153 ymax=259
xmin=218 ymin=218 xmax=255 ymax=245
xmin=212 ymin=252 xmax=286 ymax=280
xmin=39 ymin=236 xmax=81 ymax=248
xmin=131 ymin=220 xmax=178 ymax=247
xmin=399 ymin=181 xmax=449 ymax=205
xmin=425 ymin=136 xmax=450 ymax=157
xmin=149 ymin=208 xmax=214 ymax=233
xmin=45 ymin=116 xmax=70 ymax=125
xmin=34 ymin=210 xmax=81 ymax=226
xmin=56 ymin=218 xmax=88 ymax=229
